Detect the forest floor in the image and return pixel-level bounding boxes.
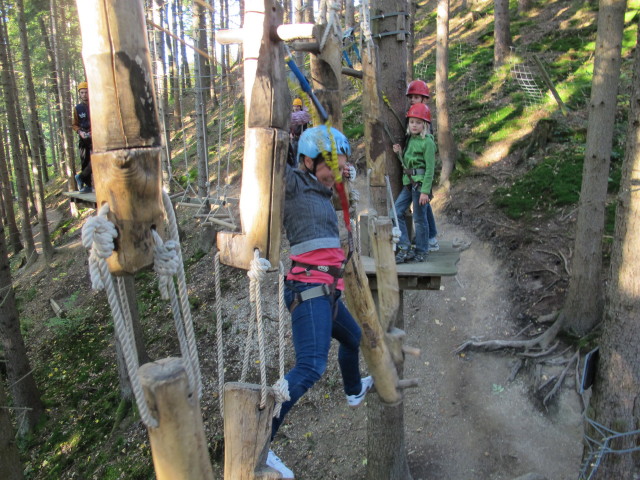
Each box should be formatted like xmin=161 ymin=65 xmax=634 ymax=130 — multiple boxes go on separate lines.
xmin=21 ymin=157 xmax=588 ymax=480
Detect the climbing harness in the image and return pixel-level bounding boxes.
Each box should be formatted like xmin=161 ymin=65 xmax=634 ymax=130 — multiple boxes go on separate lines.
xmin=81 ymin=192 xmax=203 ymax=428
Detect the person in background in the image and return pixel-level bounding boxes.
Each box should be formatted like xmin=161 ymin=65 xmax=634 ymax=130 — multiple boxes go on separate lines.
xmin=287 ymin=97 xmax=311 ymax=166
xmin=266 ymin=126 xmax=373 ymax=479
xmin=72 ymin=81 xmax=93 ymax=193
xmin=393 ymin=103 xmax=437 ymax=263
xmin=405 ymin=79 xmax=439 ymax=251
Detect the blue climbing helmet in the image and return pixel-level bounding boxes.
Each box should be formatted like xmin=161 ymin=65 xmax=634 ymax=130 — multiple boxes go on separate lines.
xmin=296 ymin=125 xmax=351 ymax=165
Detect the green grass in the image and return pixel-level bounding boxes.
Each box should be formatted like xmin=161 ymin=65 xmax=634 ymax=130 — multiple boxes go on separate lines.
xmin=493 ymin=149 xmax=584 ymax=219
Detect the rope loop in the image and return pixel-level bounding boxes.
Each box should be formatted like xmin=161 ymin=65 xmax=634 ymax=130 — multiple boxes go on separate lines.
xmin=247 ymin=250 xmax=271 ymax=283
xmin=81 ymin=203 xmax=118 ymax=290
xmin=152 ymin=230 xmax=181 ymax=299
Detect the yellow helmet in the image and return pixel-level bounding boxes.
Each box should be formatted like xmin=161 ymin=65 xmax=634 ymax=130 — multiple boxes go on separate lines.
xmin=78 ymin=81 xmax=88 ymax=91
xmin=293 ymin=98 xmax=303 ymax=107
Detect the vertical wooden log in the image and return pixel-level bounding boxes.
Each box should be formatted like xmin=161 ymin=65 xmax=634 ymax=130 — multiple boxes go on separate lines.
xmin=369 ymin=217 xmax=400 ymax=332
xmin=223 ymin=382 xmax=281 ymax=479
xmin=365 ymin=218 xmax=412 ymax=480
xmin=310 ymin=24 xmax=343 ymax=130
xmin=216 ymin=0 xmax=289 ymax=270
xmin=76 ymin=0 xmax=165 ymax=274
xmin=361 ymin=43 xmax=389 ymax=215
xmin=139 ymin=358 xmax=215 ymax=480
xmin=343 ymin=250 xmax=401 ymax=405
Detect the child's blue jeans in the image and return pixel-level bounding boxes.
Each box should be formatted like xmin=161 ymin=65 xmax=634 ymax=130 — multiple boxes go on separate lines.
xmin=271 ymin=281 xmax=363 ymax=439
xmin=395 ymin=184 xmax=430 ymax=254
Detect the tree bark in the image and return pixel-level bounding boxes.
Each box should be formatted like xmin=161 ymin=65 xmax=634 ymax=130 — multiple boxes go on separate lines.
xmin=0 ymin=217 xmax=44 ymax=436
xmin=194 ymin=2 xmax=210 ymax=199
xmin=50 ymin=0 xmax=78 ymax=194
xmin=0 ymin=378 xmax=24 ymax=480
xmin=585 ymin=14 xmax=640 ymax=479
xmin=436 ymin=0 xmax=458 ymax=188
xmin=493 ymin=0 xmax=512 ymax=68
xmin=0 ymin=15 xmax=37 ymax=261
xmin=563 ymin=0 xmax=627 ymax=336
xmin=178 ymin=0 xmax=192 ymax=90
xmin=15 ymin=0 xmax=54 ymax=260
xmin=0 ymin=131 xmax=23 ymax=255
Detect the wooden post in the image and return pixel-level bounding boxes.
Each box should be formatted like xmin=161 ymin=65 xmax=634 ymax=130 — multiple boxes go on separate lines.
xmin=223 ymin=383 xmax=281 ymax=479
xmin=365 ymin=217 xmax=413 ymax=480
xmin=76 ymin=0 xmax=165 ymax=274
xmin=343 ymin=250 xmax=402 ymax=405
xmin=139 ymin=358 xmax=215 ymax=480
xmin=215 ymin=0 xmax=290 ymax=270
xmin=310 ymin=24 xmax=343 ymax=130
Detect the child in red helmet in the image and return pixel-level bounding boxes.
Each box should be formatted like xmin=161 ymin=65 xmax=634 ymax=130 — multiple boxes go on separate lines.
xmin=404 ymin=79 xmax=439 ymax=251
xmin=392 ymin=103 xmax=437 ymax=263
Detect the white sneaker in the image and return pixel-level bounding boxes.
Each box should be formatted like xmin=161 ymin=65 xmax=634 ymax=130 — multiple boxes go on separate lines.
xmin=267 ymin=450 xmax=294 ymax=479
xmin=428 ymin=238 xmax=440 ymax=252
xmin=346 ymin=376 xmax=374 ymax=407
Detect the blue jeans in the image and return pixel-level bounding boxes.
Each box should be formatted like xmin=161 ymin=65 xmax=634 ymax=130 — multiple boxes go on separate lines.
xmin=271 ymin=281 xmax=363 ymax=439
xmin=395 ymin=184 xmax=430 ymax=254
xmin=426 ymin=203 xmax=437 ymax=240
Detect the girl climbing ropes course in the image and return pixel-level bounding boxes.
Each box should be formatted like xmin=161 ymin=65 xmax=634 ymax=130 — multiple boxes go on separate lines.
xmin=267 ymin=125 xmax=373 ymax=478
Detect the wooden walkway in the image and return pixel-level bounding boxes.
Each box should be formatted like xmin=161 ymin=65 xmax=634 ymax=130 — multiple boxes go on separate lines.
xmin=361 ymin=240 xmax=460 ymax=291
xmin=62 ymin=191 xmax=97 ymax=208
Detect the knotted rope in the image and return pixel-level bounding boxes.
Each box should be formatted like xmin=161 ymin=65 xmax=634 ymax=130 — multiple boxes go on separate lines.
xmin=81 ymin=204 xmax=157 ymax=428
xmin=272 ymin=263 xmax=290 ymax=418
xmin=319 ymin=1 xmax=343 ymax=53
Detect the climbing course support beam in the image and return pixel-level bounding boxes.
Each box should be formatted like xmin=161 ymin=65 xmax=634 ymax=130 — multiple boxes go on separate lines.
xmin=216 ymin=0 xmax=290 ymax=270
xmin=76 ymin=0 xmax=165 ymax=274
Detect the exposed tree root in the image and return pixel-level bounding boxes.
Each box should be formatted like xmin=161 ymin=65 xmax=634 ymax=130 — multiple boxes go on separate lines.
xmin=455 ymin=311 xmax=580 ymax=408
xmin=455 ymin=311 xmax=562 ymax=354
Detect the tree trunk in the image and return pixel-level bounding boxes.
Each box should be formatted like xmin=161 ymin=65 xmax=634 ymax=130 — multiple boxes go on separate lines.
xmin=39 ymin=16 xmax=67 ymax=176
xmin=194 ymin=2 xmax=209 ymax=199
xmin=15 ymin=0 xmax=54 ymax=260
xmin=169 ymin=0 xmax=182 ymax=121
xmin=406 ymin=0 xmax=416 ymax=76
xmin=50 ymin=0 xmax=77 ymax=194
xmin=345 ymin=0 xmax=356 ymax=29
xmin=152 ymin=0 xmax=172 ymax=192
xmin=304 ymin=0 xmax=315 ymax=23
xmin=0 ymin=378 xmax=24 ymax=480
xmin=208 ymin=0 xmax=219 ymax=105
xmin=0 ymin=217 xmax=44 ymax=435
xmin=584 ymin=14 xmax=640 ymax=479
xmin=563 ymin=0 xmax=627 ymax=336
xmin=435 ymin=0 xmax=458 ymax=188
xmin=178 ymin=0 xmax=191 ymax=90
xmin=294 ymin=0 xmax=305 ymax=67
xmin=493 ymin=0 xmax=511 ymax=68
xmin=0 ymin=131 xmax=23 ymax=255
xmin=0 ymin=16 xmax=37 ymax=261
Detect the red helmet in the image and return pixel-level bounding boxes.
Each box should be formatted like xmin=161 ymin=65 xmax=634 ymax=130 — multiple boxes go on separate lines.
xmin=406 ymin=80 xmax=430 ymax=99
xmin=407 ymin=103 xmax=431 ymax=123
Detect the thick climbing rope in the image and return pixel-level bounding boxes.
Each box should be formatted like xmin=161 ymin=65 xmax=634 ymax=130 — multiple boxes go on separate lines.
xmin=214 ymin=252 xmax=225 ymax=413
xmin=214 ymin=250 xmax=289 ymax=415
xmin=385 ymin=175 xmax=402 ymax=250
xmin=360 ymin=0 xmax=374 ymax=59
xmin=82 ymin=204 xmax=157 ymax=428
xmin=272 ymin=263 xmax=290 ymax=418
xmin=81 ymin=192 xmax=203 ymax=428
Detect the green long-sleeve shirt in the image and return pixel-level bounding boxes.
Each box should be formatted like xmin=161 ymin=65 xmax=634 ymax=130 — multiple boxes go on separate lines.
xmin=400 ymin=134 xmax=436 ymax=195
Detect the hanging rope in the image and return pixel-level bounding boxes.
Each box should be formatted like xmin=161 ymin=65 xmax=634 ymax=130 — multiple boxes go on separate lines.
xmin=360 ymin=0 xmax=374 ymax=59
xmin=272 ymin=263 xmax=290 ymax=418
xmin=214 ymin=252 xmax=225 ymax=413
xmin=158 ymin=191 xmax=203 ymax=398
xmin=82 ymin=192 xmax=204 ymax=428
xmin=81 ymin=205 xmax=158 ymax=428
xmin=246 ymin=250 xmax=271 ymax=409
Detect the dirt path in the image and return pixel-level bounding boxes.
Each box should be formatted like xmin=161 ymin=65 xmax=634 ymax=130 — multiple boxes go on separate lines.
xmin=269 ymin=216 xmax=584 ymax=479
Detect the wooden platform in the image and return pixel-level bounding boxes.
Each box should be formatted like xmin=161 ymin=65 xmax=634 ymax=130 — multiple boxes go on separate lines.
xmin=63 ymin=191 xmax=97 ymax=208
xmin=361 ymin=240 xmax=460 ymax=291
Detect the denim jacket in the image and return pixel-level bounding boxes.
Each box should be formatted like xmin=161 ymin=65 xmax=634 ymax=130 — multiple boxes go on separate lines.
xmin=284 ymin=164 xmax=340 ymax=255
